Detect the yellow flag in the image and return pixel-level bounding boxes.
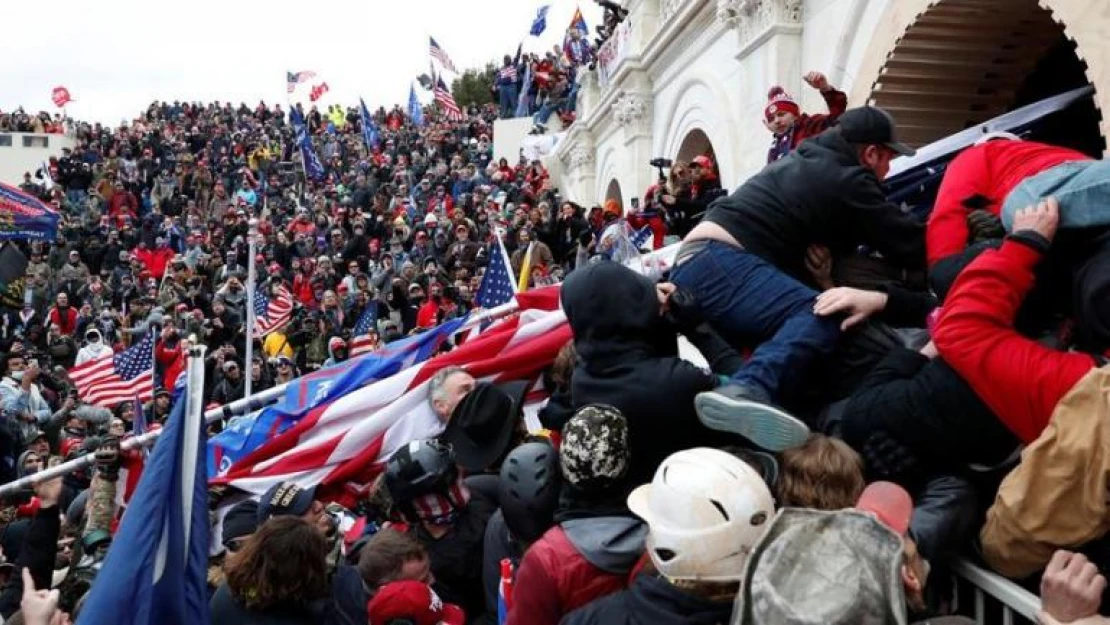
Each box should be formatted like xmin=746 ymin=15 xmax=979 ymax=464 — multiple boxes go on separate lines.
xmin=517 ymin=242 xmax=535 ymax=292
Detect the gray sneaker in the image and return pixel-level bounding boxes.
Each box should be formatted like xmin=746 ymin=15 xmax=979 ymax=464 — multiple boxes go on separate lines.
xmin=695 ymin=385 xmax=810 ymax=452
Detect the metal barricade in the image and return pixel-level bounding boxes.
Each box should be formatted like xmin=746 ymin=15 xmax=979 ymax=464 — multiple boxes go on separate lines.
xmin=951 ymin=559 xmax=1041 ymax=625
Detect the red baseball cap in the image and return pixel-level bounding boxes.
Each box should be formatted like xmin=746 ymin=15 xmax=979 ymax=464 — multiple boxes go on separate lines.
xmin=855 ymin=481 xmax=913 ymax=536
xmin=367 ymin=581 xmax=465 ymax=625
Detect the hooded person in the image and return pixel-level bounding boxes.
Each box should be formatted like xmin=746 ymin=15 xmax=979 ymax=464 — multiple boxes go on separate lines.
xmin=74 ymin=327 xmax=114 ymax=366
xmin=504 ymin=405 xmax=647 ymax=625
xmin=323 ymin=336 xmax=349 ymax=369
xmin=561 ymin=261 xmax=773 ymax=484
xmin=561 ymin=447 xmax=776 ymax=625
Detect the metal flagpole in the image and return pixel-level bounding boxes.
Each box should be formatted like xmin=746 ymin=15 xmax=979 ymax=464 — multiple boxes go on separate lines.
xmin=244 ymin=218 xmax=259 ymax=399
xmin=0 ymin=299 xmax=526 ymax=496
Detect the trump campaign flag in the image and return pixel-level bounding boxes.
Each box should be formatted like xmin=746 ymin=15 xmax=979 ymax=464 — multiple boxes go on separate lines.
xmin=359 ymin=97 xmax=380 ymax=150
xmin=76 ymin=356 xmax=209 ymax=625
xmin=211 ymin=288 xmax=564 ymax=505
xmin=408 ymin=85 xmax=425 ymax=127
xmin=0 ymin=182 xmax=60 ymax=241
xmin=208 ymin=315 xmax=467 ymax=478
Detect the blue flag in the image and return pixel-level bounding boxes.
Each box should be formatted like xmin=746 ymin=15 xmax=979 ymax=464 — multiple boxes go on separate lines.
xmin=408 ymin=85 xmax=424 ymax=127
xmin=0 ymin=182 xmax=60 ymax=241
xmin=207 ymin=315 xmax=468 ymax=477
xmin=530 ymin=5 xmax=551 ymax=36
xmin=77 ymin=374 xmax=209 ymax=625
xmin=359 ymin=97 xmax=380 ymax=150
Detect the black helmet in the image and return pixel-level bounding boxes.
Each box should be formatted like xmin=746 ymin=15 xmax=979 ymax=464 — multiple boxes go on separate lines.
xmin=384 ymin=439 xmax=458 ymax=504
xmin=498 ymin=441 xmax=561 ymax=543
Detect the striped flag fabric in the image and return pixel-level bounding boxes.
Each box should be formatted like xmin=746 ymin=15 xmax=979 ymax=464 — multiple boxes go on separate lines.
xmin=253 ymin=285 xmax=294 ymax=338
xmin=349 ymin=302 xmax=381 ymax=357
xmin=210 ymin=288 xmax=564 ymax=506
xmin=71 ymin=331 xmax=156 ymax=408
xmin=477 ymin=236 xmax=517 ymax=309
xmin=429 ymin=37 xmax=458 ymax=73
xmin=286 ymin=70 xmax=317 ymax=94
xmin=434 ymin=78 xmax=464 ymax=122
xmin=309 ymin=81 xmax=330 ymax=103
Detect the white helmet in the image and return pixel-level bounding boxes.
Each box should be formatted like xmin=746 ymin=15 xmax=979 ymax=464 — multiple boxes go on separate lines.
xmin=627 ymin=447 xmax=774 ymax=581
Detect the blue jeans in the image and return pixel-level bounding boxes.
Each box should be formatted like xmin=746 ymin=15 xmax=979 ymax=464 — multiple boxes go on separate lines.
xmin=670 ymin=241 xmax=840 ymax=400
xmin=498 ymin=85 xmax=518 ymax=119
xmin=1002 ymin=160 xmax=1110 ymax=230
xmin=533 ymin=98 xmax=565 ymax=126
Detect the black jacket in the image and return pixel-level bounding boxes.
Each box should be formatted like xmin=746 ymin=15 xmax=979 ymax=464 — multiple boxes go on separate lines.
xmin=413 ymin=490 xmax=498 ymax=622
xmin=560 ymin=573 xmax=733 ymax=625
xmin=210 ymin=564 xmax=365 ymax=625
xmin=0 ymin=504 xmax=60 ymax=618
xmin=840 ymin=347 xmax=1020 ymax=487
xmin=562 ymin=262 xmax=745 ymax=485
xmin=702 ymin=129 xmax=925 ymax=282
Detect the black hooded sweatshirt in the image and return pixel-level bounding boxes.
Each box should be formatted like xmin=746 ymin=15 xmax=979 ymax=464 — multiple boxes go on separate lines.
xmin=561 ymin=262 xmax=745 ymax=485
xmin=561 ymin=573 xmax=733 ymax=625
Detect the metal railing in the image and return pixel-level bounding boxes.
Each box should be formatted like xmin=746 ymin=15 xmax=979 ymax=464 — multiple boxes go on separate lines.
xmin=952 ymin=559 xmax=1041 ymax=625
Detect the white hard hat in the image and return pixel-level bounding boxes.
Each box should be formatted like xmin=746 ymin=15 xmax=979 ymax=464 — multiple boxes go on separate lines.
xmin=627 ymin=447 xmax=775 ymax=581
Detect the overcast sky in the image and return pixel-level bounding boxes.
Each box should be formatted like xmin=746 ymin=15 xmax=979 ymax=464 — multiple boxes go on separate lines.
xmin=2 ymin=0 xmax=603 ymax=125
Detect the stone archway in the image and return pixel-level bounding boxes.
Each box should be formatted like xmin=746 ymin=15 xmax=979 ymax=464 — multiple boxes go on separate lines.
xmin=675 ymin=129 xmax=716 ymax=164
xmin=849 ymin=0 xmax=1108 ymax=155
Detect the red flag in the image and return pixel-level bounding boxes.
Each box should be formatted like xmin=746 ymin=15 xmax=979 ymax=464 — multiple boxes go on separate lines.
xmin=309 ymin=82 xmax=330 ymax=103
xmin=51 ymin=86 xmax=72 ymax=108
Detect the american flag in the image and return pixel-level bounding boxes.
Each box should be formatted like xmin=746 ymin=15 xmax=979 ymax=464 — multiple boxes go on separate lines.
xmin=434 ymin=78 xmax=464 ymax=122
xmin=309 ymin=82 xmax=330 ymax=103
xmin=349 ymin=303 xmax=381 ymax=357
xmin=71 ymin=331 xmax=155 ymax=408
xmin=287 ymin=70 xmax=317 ymax=94
xmin=254 ymin=285 xmax=294 ymax=338
xmin=210 ymin=287 xmax=564 ymax=506
xmin=429 ymin=37 xmax=458 ymax=73
xmin=477 ymin=236 xmax=517 ymax=309
xmin=499 ymin=65 xmax=519 ymax=83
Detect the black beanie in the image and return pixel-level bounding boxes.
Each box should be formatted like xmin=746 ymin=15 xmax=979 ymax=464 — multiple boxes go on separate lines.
xmin=222 ymin=500 xmax=260 ymax=547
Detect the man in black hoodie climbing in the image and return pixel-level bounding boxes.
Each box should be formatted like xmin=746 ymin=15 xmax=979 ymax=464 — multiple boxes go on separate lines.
xmin=560 ymin=261 xmax=758 ymax=484
xmin=670 ymin=106 xmax=925 ymax=447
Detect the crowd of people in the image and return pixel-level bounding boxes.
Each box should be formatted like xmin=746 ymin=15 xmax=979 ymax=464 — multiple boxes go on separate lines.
xmin=2 ymin=61 xmax=1110 ymax=625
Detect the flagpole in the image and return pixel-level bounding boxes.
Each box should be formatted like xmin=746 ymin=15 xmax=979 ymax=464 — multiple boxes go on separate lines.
xmin=245 ymin=218 xmax=259 ymax=398
xmin=0 ymin=299 xmax=526 ymax=496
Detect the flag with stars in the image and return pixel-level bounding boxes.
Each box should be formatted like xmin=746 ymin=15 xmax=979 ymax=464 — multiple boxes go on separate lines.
xmin=349 ymin=303 xmax=381 ymax=357
xmin=71 ymin=331 xmax=156 ymax=408
xmin=254 ymin=285 xmax=294 ymax=338
xmin=476 ymin=235 xmax=517 ymax=309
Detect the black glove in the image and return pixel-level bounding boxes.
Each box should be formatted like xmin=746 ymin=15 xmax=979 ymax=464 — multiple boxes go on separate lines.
xmin=93 ymin=436 xmax=121 ymax=481
xmin=967 ymin=209 xmax=1005 ymax=243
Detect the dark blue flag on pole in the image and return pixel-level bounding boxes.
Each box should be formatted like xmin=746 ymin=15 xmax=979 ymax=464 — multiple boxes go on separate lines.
xmin=0 ymin=182 xmax=60 ymax=241
xmin=359 ymin=97 xmax=380 ymax=150
xmin=77 ymin=369 xmax=209 ymax=625
xmin=530 ymin=5 xmax=551 ymax=36
xmin=408 ymin=85 xmax=424 ymax=127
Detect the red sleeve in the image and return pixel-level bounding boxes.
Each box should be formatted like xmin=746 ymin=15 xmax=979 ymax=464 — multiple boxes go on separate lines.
xmin=927 ymin=149 xmax=987 ymax=265
xmin=505 ymin=546 xmax=561 ymax=625
xmin=821 ymin=88 xmax=848 ymax=118
xmin=933 ymin=239 xmax=1095 ymax=443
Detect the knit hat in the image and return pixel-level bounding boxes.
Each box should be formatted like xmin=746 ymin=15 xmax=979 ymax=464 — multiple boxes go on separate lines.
xmin=765 ymin=86 xmax=799 ymax=122
xmin=560 ymin=405 xmax=630 ymax=493
xmin=602 ymin=199 xmax=622 ymax=218
xmin=222 ymin=500 xmax=259 ymax=548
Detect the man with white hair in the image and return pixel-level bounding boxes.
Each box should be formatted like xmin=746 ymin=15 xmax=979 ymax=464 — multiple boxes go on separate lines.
xmin=427 ymin=366 xmax=475 ymax=423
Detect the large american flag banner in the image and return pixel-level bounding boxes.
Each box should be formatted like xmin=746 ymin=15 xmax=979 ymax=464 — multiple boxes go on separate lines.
xmin=286 ymin=70 xmax=317 ymax=94
xmin=71 ymin=331 xmax=156 ymax=408
xmin=429 ymin=37 xmax=458 ymax=74
xmin=211 ymin=287 xmax=564 ymax=506
xmin=349 ymin=303 xmax=381 ymax=357
xmin=253 ymin=285 xmax=294 ymax=338
xmin=434 ymin=78 xmax=464 ymax=122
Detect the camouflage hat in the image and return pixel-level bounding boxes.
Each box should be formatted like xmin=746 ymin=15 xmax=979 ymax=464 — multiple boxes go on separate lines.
xmin=559 ymin=404 xmax=630 ymax=493
xmin=734 ymin=508 xmax=908 ymax=625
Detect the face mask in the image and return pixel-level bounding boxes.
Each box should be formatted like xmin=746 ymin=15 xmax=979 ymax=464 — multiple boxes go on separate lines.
xmin=10 ymin=371 xmax=24 ymax=382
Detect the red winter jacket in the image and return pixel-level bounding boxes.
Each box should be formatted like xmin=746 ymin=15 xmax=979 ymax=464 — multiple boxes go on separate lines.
xmin=416 ymin=300 xmax=439 ymax=329
xmin=505 ymin=526 xmax=630 ymax=625
xmin=155 ymin=339 xmax=185 ymax=390
xmin=933 ymin=237 xmax=1096 ymax=443
xmin=48 ymin=306 xmax=78 ymax=336
xmin=927 ymin=141 xmax=1089 ymax=266
xmin=135 ymin=246 xmax=174 ymax=279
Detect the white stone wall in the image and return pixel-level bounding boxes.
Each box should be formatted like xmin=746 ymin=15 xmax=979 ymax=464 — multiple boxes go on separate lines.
xmin=0 ymin=132 xmax=76 ymax=186
xmin=550 ymin=0 xmax=1109 ymax=208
